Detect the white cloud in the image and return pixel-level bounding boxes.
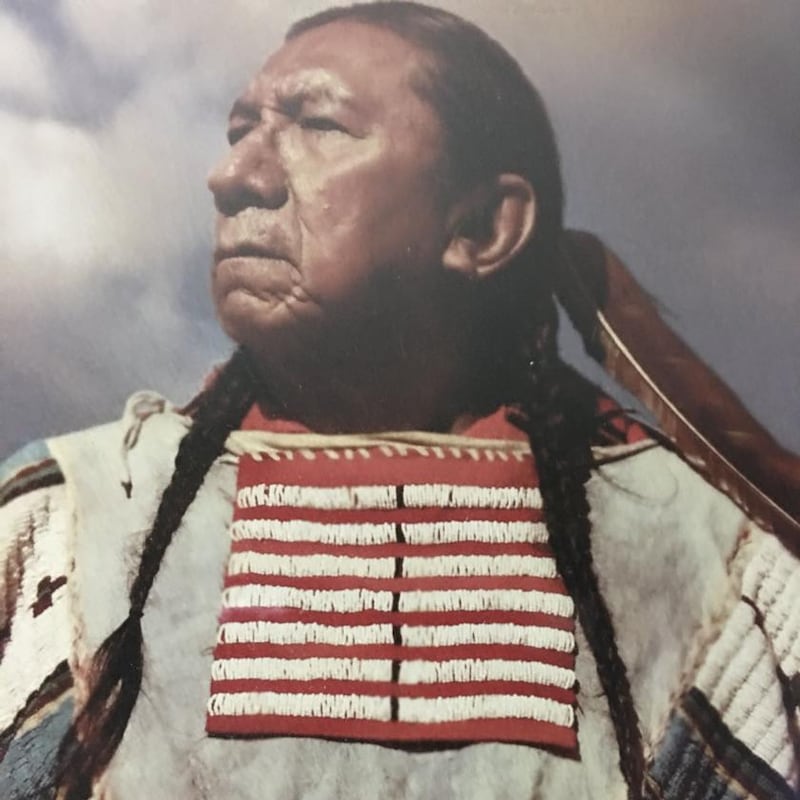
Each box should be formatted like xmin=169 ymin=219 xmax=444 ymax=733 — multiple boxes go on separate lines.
xmin=0 ymin=111 xmax=111 ymax=286
xmin=59 ymin=0 xmax=325 ymax=80
xmin=1 ymin=0 xmax=798 ymax=454
xmin=0 ymin=0 xmax=335 ymax=306
xmin=0 ymin=71 xmax=218 ymax=303
xmin=0 ymin=0 xmax=345 ymax=312
xmin=0 ymin=13 xmax=53 ymax=106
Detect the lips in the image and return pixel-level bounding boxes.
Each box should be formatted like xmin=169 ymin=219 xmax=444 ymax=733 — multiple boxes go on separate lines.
xmin=214 ymin=242 xmax=290 ymax=263
xmin=214 ymin=207 xmax=295 ymax=265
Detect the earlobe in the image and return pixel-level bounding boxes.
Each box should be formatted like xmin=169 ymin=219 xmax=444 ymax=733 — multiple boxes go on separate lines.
xmin=442 ymin=174 xmax=536 ymax=279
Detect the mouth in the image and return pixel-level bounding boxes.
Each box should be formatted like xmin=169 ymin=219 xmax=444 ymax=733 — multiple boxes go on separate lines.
xmin=213 ymin=242 xmax=290 ymax=264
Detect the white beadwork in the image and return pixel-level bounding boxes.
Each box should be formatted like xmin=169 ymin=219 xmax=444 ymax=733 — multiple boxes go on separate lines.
xmin=399 ymin=658 xmax=575 ymax=689
xmin=694 ymin=597 xmax=795 ymax=780
xmin=399 ymin=589 xmax=573 ymax=617
xmin=208 ymin=691 xmax=391 ymax=720
xmin=401 ymin=520 xmax=549 ymax=545
xmin=0 ymin=485 xmax=72 ymax=732
xmin=400 ymin=623 xmax=574 ymax=652
xmin=399 ymin=694 xmax=574 ymax=726
xmin=744 ymin=537 xmax=800 ymax=679
xmin=403 ymin=485 xmax=541 ymax=509
xmin=209 ymin=436 xmax=581 ymax=746
xmin=222 ymin=585 xmax=394 ymax=613
xmin=230 ymin=519 xmax=395 ymax=546
xmin=237 ymin=484 xmax=397 ymax=510
xmin=211 ymin=657 xmax=392 ymax=683
xmin=228 ymin=553 xmax=395 ymax=579
xmin=217 ymin=621 xmax=393 ymax=647
xmin=403 ymin=555 xmax=557 ymax=579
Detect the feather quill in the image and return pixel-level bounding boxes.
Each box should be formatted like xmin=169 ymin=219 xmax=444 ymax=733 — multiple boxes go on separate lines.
xmin=556 ymin=230 xmax=800 ymax=554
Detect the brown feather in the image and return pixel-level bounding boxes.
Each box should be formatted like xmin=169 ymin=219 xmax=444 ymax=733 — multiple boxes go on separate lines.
xmin=556 ymin=229 xmax=800 ymax=555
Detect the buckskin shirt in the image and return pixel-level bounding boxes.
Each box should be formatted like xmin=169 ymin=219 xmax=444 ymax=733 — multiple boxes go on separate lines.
xmin=1 ymin=391 xmax=798 ymax=799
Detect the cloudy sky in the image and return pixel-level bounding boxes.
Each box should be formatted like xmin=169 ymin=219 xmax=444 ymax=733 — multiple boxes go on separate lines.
xmin=1 ymin=0 xmax=798 ymax=456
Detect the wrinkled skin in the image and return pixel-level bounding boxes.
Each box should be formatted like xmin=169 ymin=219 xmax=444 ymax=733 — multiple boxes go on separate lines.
xmin=207 ymin=21 xmax=483 ymax=433
xmin=208 ymin=21 xmax=456 ymax=360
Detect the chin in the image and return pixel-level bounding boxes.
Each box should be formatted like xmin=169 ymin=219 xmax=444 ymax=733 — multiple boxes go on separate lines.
xmin=216 ymin=289 xmax=323 ymax=356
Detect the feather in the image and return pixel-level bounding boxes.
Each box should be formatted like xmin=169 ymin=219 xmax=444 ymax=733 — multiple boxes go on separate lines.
xmin=555 ymin=229 xmax=800 ymax=554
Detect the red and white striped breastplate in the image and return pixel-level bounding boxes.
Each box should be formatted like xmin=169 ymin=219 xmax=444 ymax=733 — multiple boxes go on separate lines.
xmin=206 ymin=416 xmax=578 ymax=754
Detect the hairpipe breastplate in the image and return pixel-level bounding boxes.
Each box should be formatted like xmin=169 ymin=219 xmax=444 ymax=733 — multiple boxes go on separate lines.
xmin=207 ymin=416 xmax=579 ymax=754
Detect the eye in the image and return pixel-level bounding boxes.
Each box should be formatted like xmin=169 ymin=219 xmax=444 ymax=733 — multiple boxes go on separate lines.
xmin=227 ymin=124 xmax=252 ymax=146
xmin=299 ymin=116 xmax=347 ymax=134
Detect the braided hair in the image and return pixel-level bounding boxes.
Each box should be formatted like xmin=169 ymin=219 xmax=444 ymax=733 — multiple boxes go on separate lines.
xmin=58 ymin=4 xmax=648 ymax=798
xmin=511 ymin=294 xmax=647 ymax=799
xmin=57 ymin=348 xmax=257 ymax=799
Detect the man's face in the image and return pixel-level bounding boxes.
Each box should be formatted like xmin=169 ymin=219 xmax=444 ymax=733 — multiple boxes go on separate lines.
xmin=208 ymin=21 xmax=453 ymax=356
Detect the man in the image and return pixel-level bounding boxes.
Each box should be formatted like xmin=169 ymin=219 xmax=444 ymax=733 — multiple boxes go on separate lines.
xmin=1 ymin=4 xmax=798 ymax=799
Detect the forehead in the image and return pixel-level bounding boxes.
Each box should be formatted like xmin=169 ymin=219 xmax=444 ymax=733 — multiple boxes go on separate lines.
xmin=237 ymin=20 xmax=435 ymax=118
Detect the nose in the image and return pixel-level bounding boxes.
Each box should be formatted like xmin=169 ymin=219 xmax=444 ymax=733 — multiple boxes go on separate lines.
xmin=207 ymin=126 xmax=289 ymax=216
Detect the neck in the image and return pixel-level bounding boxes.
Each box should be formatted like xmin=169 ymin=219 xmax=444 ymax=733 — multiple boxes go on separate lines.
xmin=246 ymin=325 xmax=495 ymax=435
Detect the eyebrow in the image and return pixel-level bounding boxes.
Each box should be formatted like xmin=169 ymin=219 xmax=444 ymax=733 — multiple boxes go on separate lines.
xmin=228 ymin=70 xmax=360 ymax=123
xmin=228 ymin=98 xmax=261 ymax=123
xmin=275 ymin=70 xmax=357 ymax=107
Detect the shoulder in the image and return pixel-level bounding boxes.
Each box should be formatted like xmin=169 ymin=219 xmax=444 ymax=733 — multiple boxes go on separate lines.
xmin=0 ymin=439 xmax=65 ymax=508
xmin=589 ymin=441 xmax=750 ymax=556
xmin=0 ymin=437 xmax=72 ymax=656
xmin=0 ymin=439 xmax=73 ymax=796
xmin=588 ymin=443 xmax=800 ymax=795
xmin=0 ymin=392 xmax=190 ymax=794
xmin=587 ymin=443 xmax=796 ymax=621
xmin=586 ymin=444 xmax=762 ymax=657
xmin=647 ymin=525 xmax=800 ymax=797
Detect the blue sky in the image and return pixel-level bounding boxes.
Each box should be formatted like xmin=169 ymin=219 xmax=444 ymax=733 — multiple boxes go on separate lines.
xmin=1 ymin=0 xmax=798 ymax=455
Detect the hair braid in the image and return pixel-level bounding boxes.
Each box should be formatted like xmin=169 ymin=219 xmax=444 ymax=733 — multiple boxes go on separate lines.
xmin=510 ymin=308 xmax=646 ymax=800
xmin=57 ymin=347 xmax=257 ymax=800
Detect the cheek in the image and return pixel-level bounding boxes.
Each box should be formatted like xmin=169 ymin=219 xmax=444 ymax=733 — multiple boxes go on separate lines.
xmin=301 ymin=163 xmax=445 ymax=255
xmin=282 ymin=139 xmax=448 ymax=300
xmin=286 ymin=133 xmax=440 ymax=229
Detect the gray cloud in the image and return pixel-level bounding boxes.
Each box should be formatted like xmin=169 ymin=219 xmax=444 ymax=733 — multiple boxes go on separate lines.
xmin=1 ymin=0 xmax=798 ymax=455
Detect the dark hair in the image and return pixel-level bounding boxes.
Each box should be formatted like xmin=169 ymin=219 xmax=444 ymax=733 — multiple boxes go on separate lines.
xmin=59 ymin=4 xmax=646 ymax=799
xmin=57 ymin=349 xmax=257 ymax=798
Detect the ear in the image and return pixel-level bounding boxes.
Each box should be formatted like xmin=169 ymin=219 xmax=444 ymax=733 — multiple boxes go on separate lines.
xmin=442 ymin=174 xmax=536 ymax=279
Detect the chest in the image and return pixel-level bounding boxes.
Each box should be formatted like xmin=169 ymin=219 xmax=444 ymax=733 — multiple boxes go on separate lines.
xmin=206 ymin=444 xmax=579 ymax=754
